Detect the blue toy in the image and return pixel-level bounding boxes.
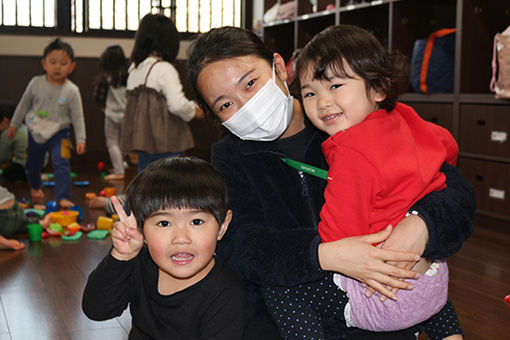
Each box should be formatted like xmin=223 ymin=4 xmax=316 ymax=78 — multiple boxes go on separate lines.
xmin=74 ymin=181 xmax=90 ymax=186
xmin=43 ymin=181 xmax=55 ymax=187
xmin=45 ymin=200 xmax=59 ymax=213
xmin=70 ymin=205 xmax=84 ymax=220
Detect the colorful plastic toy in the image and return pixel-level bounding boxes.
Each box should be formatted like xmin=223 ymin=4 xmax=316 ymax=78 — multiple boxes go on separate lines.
xmin=24 ymin=208 xmax=46 ymax=218
xmin=96 ymin=216 xmax=114 ymax=231
xmin=67 ymin=222 xmax=81 ymax=233
xmin=70 ymin=205 xmax=83 ymax=220
xmin=81 ymin=223 xmax=96 ymax=232
xmin=46 ymin=200 xmax=59 ymax=213
xmin=87 ymin=229 xmax=109 ymax=239
xmin=85 ymin=192 xmax=97 ymax=200
xmin=103 ymin=187 xmax=116 ymax=197
xmin=47 ymin=222 xmax=64 ymax=236
xmin=97 ymin=161 xmax=105 ymax=171
xmin=62 ymin=231 xmax=83 ymax=241
xmin=74 ymin=181 xmax=90 ymax=186
xmin=50 ymin=210 xmax=79 ymax=226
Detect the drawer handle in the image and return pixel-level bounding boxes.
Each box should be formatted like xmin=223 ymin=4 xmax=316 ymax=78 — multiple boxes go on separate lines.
xmin=477 ymin=120 xmax=486 ymax=126
xmin=475 ymin=175 xmax=484 ymax=181
xmin=489 ymin=188 xmax=505 ymax=200
xmin=491 ymin=131 xmax=507 ymax=143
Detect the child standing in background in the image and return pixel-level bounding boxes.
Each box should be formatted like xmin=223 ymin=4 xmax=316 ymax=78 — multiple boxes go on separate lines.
xmin=268 ymin=24 xmax=462 ymax=339
xmin=120 ymin=14 xmax=203 ymax=172
xmin=9 ymin=38 xmax=86 ymax=208
xmin=82 ymin=157 xmax=248 ymax=339
xmin=96 ymin=45 xmax=128 ymax=181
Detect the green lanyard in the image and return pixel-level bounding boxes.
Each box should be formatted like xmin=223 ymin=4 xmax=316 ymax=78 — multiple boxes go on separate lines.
xmin=280 ymin=157 xmax=330 ymax=180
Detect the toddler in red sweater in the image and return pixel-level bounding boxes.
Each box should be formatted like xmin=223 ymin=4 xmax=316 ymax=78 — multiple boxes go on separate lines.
xmin=295 ymin=24 xmax=462 ymax=339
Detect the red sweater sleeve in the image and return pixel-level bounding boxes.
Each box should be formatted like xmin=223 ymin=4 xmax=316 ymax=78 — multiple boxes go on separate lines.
xmin=318 ymin=145 xmax=381 ymax=243
xmin=430 ymin=123 xmax=458 ymax=166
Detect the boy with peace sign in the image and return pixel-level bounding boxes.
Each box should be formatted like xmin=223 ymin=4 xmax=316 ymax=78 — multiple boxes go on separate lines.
xmin=82 ymin=157 xmax=248 ymax=340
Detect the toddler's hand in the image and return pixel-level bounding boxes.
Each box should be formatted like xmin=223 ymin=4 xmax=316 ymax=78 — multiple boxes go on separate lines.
xmin=76 ymin=143 xmax=86 ymax=155
xmin=110 ymin=195 xmax=144 ymax=261
xmin=7 ymin=127 xmax=17 ymax=139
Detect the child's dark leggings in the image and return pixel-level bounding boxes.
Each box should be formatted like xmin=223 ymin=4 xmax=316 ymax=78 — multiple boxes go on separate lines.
xmin=263 ymin=273 xmax=463 ymax=339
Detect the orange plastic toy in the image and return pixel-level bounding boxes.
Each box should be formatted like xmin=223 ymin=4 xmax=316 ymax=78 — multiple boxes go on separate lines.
xmin=50 ymin=210 xmax=79 ymax=226
xmin=103 ymin=187 xmax=116 ymax=197
xmin=96 ymin=216 xmax=114 ymax=231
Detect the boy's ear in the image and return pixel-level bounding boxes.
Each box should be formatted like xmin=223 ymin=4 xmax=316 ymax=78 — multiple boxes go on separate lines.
xmin=217 ymin=210 xmax=232 ymax=241
xmin=41 ymin=58 xmax=47 ymax=71
xmin=69 ymin=62 xmax=76 ymax=74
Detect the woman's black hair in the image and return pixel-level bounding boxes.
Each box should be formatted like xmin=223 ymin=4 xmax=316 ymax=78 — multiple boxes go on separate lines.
xmin=295 ymin=24 xmax=409 ymax=112
xmin=130 ymin=14 xmax=180 ymax=66
xmin=99 ymin=45 xmax=128 ymax=87
xmin=43 ymin=38 xmax=75 ymax=61
xmin=187 ymin=26 xmax=274 ymax=117
xmin=125 ymin=157 xmax=230 ymax=231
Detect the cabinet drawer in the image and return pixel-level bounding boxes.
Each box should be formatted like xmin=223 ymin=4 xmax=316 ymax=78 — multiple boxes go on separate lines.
xmin=459 ymin=104 xmax=510 ymax=159
xmin=458 ymin=158 xmax=510 ymax=217
xmin=403 ymin=102 xmax=453 ymax=132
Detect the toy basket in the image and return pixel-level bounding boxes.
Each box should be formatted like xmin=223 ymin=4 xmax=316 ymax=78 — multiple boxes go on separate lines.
xmin=50 ymin=210 xmax=79 ymax=226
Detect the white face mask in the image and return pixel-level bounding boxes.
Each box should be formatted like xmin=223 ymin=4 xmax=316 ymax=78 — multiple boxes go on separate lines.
xmin=222 ymin=63 xmax=293 ymax=141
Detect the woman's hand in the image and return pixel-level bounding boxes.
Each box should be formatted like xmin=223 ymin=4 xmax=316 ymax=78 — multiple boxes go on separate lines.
xmin=365 ymin=214 xmax=428 ymax=300
xmin=110 ymin=195 xmax=144 ymax=261
xmin=318 ymin=225 xmax=420 ymax=300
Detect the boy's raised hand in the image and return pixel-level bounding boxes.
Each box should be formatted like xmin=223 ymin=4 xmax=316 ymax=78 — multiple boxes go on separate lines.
xmin=110 ymin=195 xmax=144 ymax=261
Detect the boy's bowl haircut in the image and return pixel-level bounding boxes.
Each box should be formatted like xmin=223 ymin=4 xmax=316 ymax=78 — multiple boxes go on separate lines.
xmin=125 ymin=156 xmax=230 ymax=231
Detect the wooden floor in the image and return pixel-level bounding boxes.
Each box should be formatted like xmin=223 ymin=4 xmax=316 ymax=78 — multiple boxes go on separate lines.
xmin=0 ymin=166 xmax=509 ymax=340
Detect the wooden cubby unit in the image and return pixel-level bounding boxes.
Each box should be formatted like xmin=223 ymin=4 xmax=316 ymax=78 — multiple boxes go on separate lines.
xmin=261 ymin=0 xmax=510 ymax=227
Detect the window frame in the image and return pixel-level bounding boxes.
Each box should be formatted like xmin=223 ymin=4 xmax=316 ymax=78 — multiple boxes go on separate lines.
xmin=0 ymin=0 xmax=251 ymax=39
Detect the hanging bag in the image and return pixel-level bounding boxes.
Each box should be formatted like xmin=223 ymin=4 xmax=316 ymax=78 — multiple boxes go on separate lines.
xmin=490 ymin=26 xmax=510 ymax=99
xmin=120 ymin=60 xmax=194 ymax=155
xmin=411 ymin=28 xmax=456 ymax=94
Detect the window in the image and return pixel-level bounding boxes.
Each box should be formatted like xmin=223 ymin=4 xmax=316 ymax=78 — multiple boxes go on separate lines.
xmin=0 ymin=0 xmax=56 ymax=28
xmin=1 ymin=0 xmax=242 ymax=34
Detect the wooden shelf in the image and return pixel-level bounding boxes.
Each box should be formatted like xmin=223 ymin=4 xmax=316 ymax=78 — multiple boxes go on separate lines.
xmin=261 ymin=0 xmax=510 ymax=225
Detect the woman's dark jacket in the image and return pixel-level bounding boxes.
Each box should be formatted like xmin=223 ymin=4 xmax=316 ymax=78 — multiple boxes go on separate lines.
xmin=211 ymin=122 xmax=475 ymax=327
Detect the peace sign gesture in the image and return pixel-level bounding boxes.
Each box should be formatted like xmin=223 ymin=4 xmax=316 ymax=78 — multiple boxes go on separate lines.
xmin=110 ymin=195 xmax=144 ymax=261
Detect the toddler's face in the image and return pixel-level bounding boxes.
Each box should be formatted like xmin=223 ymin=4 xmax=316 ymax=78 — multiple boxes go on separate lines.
xmin=143 ymin=206 xmax=230 ymax=294
xmin=41 ymin=49 xmax=75 ymax=85
xmin=300 ymin=61 xmax=385 ymax=136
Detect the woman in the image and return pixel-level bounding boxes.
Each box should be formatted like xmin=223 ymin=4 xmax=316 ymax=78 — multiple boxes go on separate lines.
xmin=187 ymin=27 xmax=475 ymax=339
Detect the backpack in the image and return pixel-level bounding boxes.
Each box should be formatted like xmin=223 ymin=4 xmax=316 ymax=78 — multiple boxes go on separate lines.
xmin=490 ymin=26 xmax=510 ymax=99
xmin=120 ymin=61 xmax=194 ymax=155
xmin=410 ymin=29 xmax=456 ymax=94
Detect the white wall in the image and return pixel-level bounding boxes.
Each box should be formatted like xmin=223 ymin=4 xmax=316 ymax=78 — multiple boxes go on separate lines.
xmin=0 ymin=34 xmax=193 ymax=59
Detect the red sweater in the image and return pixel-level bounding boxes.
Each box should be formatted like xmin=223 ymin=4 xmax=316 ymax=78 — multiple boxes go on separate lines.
xmin=318 ymin=103 xmax=458 ymax=243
